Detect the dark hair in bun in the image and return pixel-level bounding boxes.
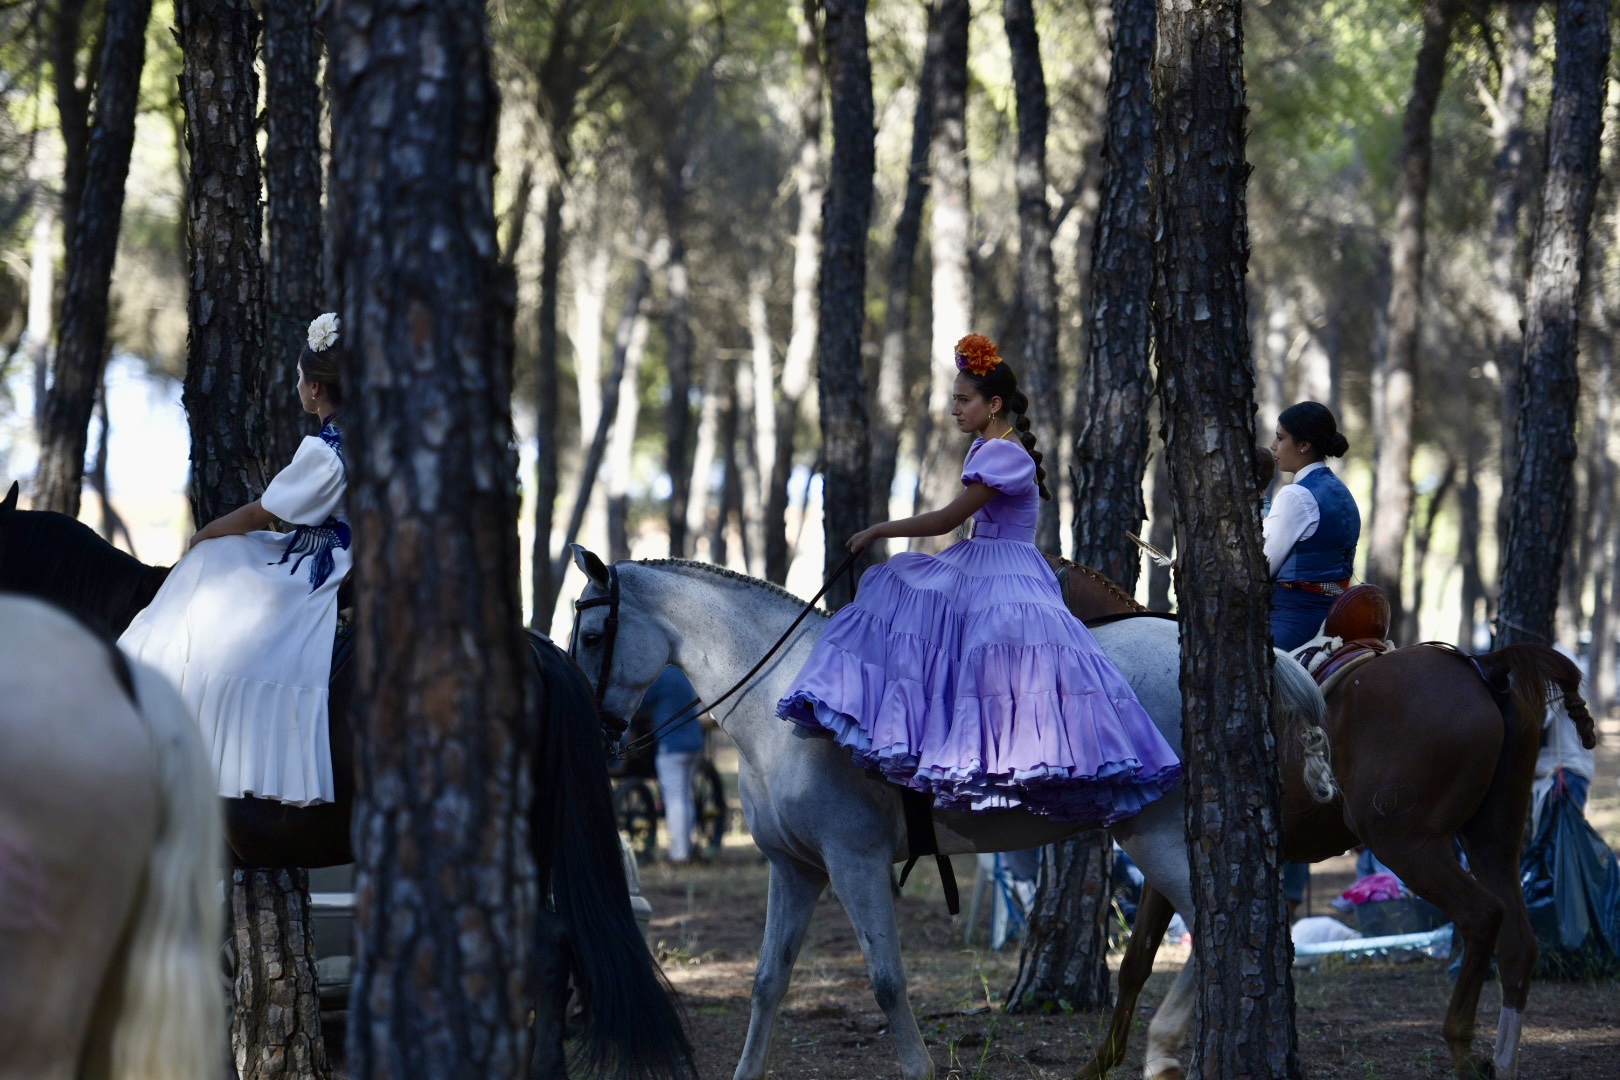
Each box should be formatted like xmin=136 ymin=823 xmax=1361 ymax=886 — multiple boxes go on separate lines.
xmin=958 ymin=356 xmax=1052 ymax=501
xmin=299 ymin=343 xmax=346 ymax=409
xmin=1278 ymin=401 xmax=1348 ymax=459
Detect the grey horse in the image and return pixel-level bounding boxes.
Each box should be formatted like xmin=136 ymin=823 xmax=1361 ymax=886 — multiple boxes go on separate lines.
xmin=568 ymin=547 xmax=1334 ymax=1080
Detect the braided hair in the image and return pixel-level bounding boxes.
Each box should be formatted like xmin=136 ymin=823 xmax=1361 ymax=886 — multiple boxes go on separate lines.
xmin=959 ymin=357 xmax=1051 ymax=501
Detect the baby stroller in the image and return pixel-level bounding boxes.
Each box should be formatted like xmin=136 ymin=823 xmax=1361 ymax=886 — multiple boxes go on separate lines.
xmin=609 ymin=710 xmax=728 ymax=864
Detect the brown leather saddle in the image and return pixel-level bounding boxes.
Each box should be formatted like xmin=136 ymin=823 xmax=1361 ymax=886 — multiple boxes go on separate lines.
xmin=1299 ymin=583 xmax=1394 ymax=689
xmin=1042 ymin=553 xmax=1154 ymax=624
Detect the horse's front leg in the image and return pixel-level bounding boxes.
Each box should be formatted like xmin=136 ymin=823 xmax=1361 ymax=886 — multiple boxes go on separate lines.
xmin=733 ymin=854 xmax=828 ymax=1080
xmin=825 ymin=849 xmax=934 ymax=1080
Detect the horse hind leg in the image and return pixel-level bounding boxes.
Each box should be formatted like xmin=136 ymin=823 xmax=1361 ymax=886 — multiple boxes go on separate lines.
xmin=1076 ymin=884 xmax=1175 ymax=1080
xmin=1459 ymin=786 xmax=1540 ymax=1079
xmin=733 ymin=855 xmax=828 ymax=1080
xmin=824 ymin=851 xmax=934 ymax=1080
xmin=1370 ymin=835 xmax=1505 ymax=1079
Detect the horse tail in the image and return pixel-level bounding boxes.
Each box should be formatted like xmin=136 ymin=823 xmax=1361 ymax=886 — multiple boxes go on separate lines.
xmin=96 ymin=658 xmax=224 ymax=1080
xmin=527 ymin=634 xmax=697 ymax=1080
xmin=1478 ymin=642 xmax=1594 ymax=749
xmin=1271 ymin=648 xmax=1337 ymax=802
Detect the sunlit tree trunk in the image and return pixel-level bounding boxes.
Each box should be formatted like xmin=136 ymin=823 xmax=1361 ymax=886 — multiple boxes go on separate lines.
xmin=1003 ymin=0 xmax=1059 ymax=553
xmin=263 ymin=0 xmax=325 ymax=470
xmin=329 ymin=0 xmax=536 ymax=1072
xmin=1366 ymin=0 xmax=1459 ymax=638
xmin=1154 ymin=0 xmax=1299 ymax=1074
xmin=912 ymin=0 xmax=971 ymax=525
xmin=663 ymin=153 xmax=697 ymax=558
xmin=179 ymin=0 xmax=268 ymax=526
xmin=606 ymin=246 xmax=656 ymax=563
xmin=1498 ymin=0 xmax=1609 ymax=650
xmin=745 ymin=264 xmax=773 ymax=576
xmin=869 ymin=13 xmax=939 ymax=546
xmin=1494 ymin=1 xmax=1538 ymax=518
xmin=1458 ymin=389 xmax=1488 ymax=648
xmin=818 ymin=0 xmax=875 ymax=612
xmin=24 ymin=205 xmax=56 ymax=429
xmin=36 ymin=0 xmax=151 ymax=517
xmin=766 ymin=0 xmax=825 ymax=584
xmin=686 ymin=356 xmax=724 ymax=558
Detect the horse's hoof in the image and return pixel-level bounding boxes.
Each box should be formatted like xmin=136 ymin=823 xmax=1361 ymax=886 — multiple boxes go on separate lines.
xmin=1148 ymin=1068 xmax=1184 ymax=1080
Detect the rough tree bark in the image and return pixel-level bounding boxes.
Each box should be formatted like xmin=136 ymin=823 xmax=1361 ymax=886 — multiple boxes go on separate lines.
xmin=606 ymin=246 xmax=655 ymax=563
xmin=663 ymin=124 xmax=699 ymax=559
xmin=912 ymin=0 xmax=971 ymax=524
xmin=869 ymin=11 xmax=940 ymax=543
xmin=1002 ymin=0 xmax=1060 ymax=553
xmin=817 ymin=0 xmax=874 ymax=613
xmin=1154 ymin=0 xmax=1300 ymax=1074
xmin=765 ymin=0 xmax=825 ymax=585
xmin=1365 ymin=0 xmax=1459 ymax=638
xmin=50 ymin=0 xmax=94 ymax=260
xmin=1498 ymin=0 xmax=1610 ymax=648
xmin=263 ymin=0 xmax=325 ymax=470
xmin=1494 ymin=0 xmax=1538 ymax=514
xmin=1009 ymin=0 xmax=1156 ymax=1015
xmin=230 ymin=867 xmax=330 ymax=1080
xmin=179 ymin=0 xmax=268 ymax=526
xmin=35 ymin=0 xmax=152 ymax=517
xmin=329 ymin=0 xmax=537 ymax=1073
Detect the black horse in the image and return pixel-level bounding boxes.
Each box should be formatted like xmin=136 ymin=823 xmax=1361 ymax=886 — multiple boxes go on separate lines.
xmin=0 ymin=482 xmax=695 ymax=1079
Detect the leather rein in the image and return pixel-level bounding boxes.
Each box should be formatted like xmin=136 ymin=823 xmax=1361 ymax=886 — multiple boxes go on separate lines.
xmin=572 ymin=551 xmax=861 ymax=756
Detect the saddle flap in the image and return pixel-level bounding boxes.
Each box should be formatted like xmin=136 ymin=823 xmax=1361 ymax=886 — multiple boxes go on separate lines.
xmin=1323 ymin=584 xmax=1390 ymax=644
xmin=1042 ymin=553 xmax=1145 ymax=624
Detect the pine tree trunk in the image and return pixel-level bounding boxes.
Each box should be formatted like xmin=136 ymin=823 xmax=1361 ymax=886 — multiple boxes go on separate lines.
xmin=1002 ymin=0 xmax=1060 ymax=554
xmin=230 ymin=869 xmax=331 ymax=1080
xmin=35 ymin=0 xmax=152 ymax=517
xmin=745 ymin=265 xmax=774 ymax=576
xmin=1365 ymin=0 xmax=1459 ymax=637
xmin=179 ymin=0 xmax=268 ymax=526
xmin=1011 ymin=0 xmax=1156 ymax=1015
xmin=328 ymin=0 xmax=535 ymax=1073
xmin=531 ymin=179 xmax=566 ymax=625
xmin=1498 ymin=0 xmax=1611 ymax=648
xmin=50 ymin=0 xmax=93 ymax=259
xmin=1495 ymin=1 xmax=1538 ymax=516
xmin=765 ymin=0 xmax=825 ymax=585
xmin=663 ymin=173 xmax=696 ymax=558
xmin=606 ymin=260 xmax=653 ymax=563
xmin=818 ymin=0 xmax=875 ymax=612
xmin=913 ymin=0 xmax=972 ymax=524
xmin=263 ymin=0 xmax=325 ymax=470
xmin=1458 ymin=394 xmax=1488 ymax=648
xmin=869 ymin=16 xmax=939 ymax=540
xmin=1071 ymin=0 xmax=1154 ymax=592
xmin=1153 ymin=0 xmax=1300 ymax=1074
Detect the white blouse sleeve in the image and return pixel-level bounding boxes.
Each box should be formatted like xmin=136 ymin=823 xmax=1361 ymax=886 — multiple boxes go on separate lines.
xmin=1262 ymin=484 xmax=1319 ymax=580
xmin=261 ymin=436 xmax=345 ymax=526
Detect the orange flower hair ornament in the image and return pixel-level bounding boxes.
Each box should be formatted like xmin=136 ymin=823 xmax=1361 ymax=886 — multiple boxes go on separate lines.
xmin=954 ymin=333 xmax=1003 ymax=376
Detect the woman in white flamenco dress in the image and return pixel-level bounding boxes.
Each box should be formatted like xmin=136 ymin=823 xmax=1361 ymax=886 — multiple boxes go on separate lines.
xmin=119 ymin=314 xmax=349 ymax=806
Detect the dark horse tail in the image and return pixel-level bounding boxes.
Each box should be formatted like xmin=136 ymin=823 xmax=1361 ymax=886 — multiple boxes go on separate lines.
xmin=525 ymin=632 xmax=697 ymax=1080
xmin=1477 ymin=642 xmax=1595 ymax=749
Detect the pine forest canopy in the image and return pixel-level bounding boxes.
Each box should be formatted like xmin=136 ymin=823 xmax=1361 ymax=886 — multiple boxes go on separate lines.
xmin=0 ymin=0 xmax=1612 ymax=676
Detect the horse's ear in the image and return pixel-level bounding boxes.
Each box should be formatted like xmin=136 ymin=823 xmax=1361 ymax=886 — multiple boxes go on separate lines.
xmin=570 ymin=544 xmax=611 ymax=587
xmin=1 ymin=482 xmax=17 ymax=513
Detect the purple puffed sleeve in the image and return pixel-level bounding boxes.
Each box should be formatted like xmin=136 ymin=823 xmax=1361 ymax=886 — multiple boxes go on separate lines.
xmin=961 ymin=439 xmax=1036 ymax=496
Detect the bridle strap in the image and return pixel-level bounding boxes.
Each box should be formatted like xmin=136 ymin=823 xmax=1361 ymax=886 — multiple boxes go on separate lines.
xmin=611 ymin=550 xmax=862 ymax=757
xmin=571 ymin=562 xmax=621 ymax=713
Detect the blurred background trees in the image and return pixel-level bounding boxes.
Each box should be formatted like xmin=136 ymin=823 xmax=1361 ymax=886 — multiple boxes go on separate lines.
xmin=3 ymin=0 xmax=1619 ymax=695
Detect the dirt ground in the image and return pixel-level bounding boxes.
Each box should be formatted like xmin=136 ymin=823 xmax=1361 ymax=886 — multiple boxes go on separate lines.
xmin=633 ymin=714 xmax=1620 ymax=1080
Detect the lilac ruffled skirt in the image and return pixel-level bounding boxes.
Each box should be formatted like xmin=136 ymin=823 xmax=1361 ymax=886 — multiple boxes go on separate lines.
xmin=776 ymin=536 xmax=1181 ymax=825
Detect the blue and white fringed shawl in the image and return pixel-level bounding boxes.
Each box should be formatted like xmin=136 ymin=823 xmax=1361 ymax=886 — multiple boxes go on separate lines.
xmin=275 ymin=416 xmax=351 ymax=592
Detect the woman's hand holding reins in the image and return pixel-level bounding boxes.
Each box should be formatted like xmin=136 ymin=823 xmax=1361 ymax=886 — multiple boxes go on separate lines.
xmin=847 ymin=524 xmax=888 ymax=553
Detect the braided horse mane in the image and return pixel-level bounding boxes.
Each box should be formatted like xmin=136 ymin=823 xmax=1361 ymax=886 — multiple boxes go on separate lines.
xmin=634 ymin=558 xmax=829 ymax=614
xmin=1044 ymin=554 xmax=1146 ymax=616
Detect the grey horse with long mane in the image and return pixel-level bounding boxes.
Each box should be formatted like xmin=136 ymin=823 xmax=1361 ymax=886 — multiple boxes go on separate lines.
xmin=568 ymin=547 xmax=1336 ymax=1080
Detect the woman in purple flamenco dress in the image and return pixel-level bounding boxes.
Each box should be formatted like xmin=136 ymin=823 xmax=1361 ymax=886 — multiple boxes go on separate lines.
xmin=777 ymin=333 xmax=1180 ymax=825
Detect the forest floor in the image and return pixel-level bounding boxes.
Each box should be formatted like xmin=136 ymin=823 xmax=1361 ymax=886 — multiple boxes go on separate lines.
xmin=632 ymin=713 xmax=1620 ymax=1080
xmin=322 ymin=715 xmax=1620 ymax=1079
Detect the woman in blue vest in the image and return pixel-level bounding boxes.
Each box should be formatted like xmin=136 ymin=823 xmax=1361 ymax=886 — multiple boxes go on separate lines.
xmin=1265 ymin=401 xmax=1359 ymax=652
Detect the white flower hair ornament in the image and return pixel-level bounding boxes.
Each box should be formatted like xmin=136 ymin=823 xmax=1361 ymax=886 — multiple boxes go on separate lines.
xmin=306 ymin=312 xmax=340 ymax=353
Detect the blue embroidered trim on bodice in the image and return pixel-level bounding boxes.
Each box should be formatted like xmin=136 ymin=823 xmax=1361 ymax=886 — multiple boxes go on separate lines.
xmin=274 ymin=416 xmax=349 ymax=592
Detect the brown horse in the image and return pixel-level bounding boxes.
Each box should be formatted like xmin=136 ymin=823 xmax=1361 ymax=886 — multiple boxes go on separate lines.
xmin=1042 ymin=554 xmax=1593 ymax=1080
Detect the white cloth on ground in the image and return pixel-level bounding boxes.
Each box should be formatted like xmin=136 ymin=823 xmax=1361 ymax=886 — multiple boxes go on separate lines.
xmin=118 ymin=433 xmax=348 ymax=805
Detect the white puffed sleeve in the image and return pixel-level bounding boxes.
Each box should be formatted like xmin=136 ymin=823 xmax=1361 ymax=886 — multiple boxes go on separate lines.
xmin=261 ymin=436 xmax=346 ymax=526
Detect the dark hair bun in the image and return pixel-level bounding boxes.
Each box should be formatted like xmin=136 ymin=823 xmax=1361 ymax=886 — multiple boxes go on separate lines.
xmin=1278 ymin=401 xmax=1347 ymax=459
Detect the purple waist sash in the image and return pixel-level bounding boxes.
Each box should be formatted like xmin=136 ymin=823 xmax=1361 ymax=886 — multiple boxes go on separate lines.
xmin=969 ymin=520 xmax=1035 ymax=542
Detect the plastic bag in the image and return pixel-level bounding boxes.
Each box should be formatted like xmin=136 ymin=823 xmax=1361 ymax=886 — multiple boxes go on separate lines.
xmin=1520 ymin=775 xmax=1620 ymax=979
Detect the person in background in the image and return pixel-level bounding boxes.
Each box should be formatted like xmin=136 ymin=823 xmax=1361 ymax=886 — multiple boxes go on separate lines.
xmin=1264 ymin=401 xmax=1359 ymax=652
xmin=1530 ymin=644 xmax=1596 ymax=835
xmin=637 ymin=665 xmax=706 ymax=863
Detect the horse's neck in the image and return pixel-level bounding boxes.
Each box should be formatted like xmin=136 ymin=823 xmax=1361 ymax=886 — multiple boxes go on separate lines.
xmin=633 ymin=565 xmax=826 ymax=754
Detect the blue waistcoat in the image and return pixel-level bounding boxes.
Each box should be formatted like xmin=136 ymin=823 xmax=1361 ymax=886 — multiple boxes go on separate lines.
xmin=1277 ymin=467 xmax=1359 ymax=582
